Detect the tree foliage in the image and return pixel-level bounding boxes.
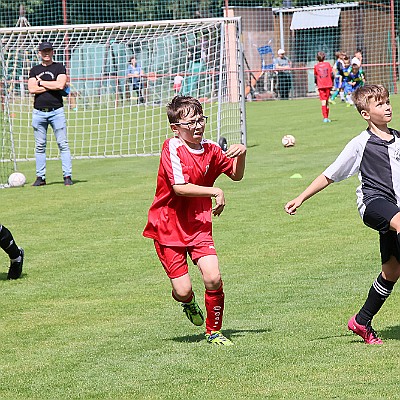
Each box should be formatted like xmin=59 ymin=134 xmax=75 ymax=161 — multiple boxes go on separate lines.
xmin=0 ymin=1 xmax=41 ymax=27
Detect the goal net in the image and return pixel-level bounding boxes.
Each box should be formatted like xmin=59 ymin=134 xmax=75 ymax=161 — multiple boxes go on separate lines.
xmin=0 ymin=17 xmax=246 ymax=183
xmin=0 ymin=48 xmax=17 ymax=187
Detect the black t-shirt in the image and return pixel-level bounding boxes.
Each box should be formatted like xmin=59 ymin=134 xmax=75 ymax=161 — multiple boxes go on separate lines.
xmin=29 ymin=62 xmax=66 ymax=109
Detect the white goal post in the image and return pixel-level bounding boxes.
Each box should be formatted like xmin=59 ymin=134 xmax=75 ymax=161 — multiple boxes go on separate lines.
xmin=0 ymin=17 xmax=246 ymax=182
xmin=0 ymin=46 xmax=17 ymax=187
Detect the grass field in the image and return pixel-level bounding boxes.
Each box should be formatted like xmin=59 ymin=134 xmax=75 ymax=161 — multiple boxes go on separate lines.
xmin=1 ymin=96 xmax=400 ymax=399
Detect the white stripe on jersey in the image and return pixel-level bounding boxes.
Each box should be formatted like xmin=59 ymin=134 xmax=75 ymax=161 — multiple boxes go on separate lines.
xmin=168 ymin=138 xmax=186 ymax=185
xmin=388 ymin=136 xmax=400 ymax=206
xmin=168 ymin=137 xmax=217 ymax=185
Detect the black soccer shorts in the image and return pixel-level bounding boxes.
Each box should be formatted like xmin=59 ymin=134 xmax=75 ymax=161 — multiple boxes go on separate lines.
xmin=363 ymin=198 xmax=400 ymax=264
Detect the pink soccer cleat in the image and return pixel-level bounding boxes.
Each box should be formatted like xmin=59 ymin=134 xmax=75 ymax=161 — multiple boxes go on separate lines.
xmin=347 ymin=314 xmax=383 ymax=344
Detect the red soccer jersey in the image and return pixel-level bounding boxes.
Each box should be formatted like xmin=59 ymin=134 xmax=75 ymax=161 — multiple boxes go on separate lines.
xmin=314 ymin=61 xmax=333 ymax=89
xmin=143 ymin=137 xmax=235 ymax=246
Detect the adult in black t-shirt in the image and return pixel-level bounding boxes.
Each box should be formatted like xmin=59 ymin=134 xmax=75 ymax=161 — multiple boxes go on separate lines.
xmin=28 ymin=41 xmax=73 ymax=186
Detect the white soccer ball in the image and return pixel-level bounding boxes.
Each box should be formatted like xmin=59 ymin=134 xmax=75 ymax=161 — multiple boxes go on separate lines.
xmin=281 ymin=134 xmax=296 ymax=147
xmin=8 ymin=172 xmax=26 ymax=187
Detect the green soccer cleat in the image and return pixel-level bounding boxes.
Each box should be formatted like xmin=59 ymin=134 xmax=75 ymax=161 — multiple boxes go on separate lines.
xmin=205 ymin=331 xmax=233 ymax=346
xmin=181 ymin=296 xmax=204 ymax=326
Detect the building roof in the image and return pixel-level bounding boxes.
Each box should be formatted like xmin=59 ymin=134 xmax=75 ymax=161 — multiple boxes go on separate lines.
xmin=273 ymin=2 xmax=359 ymax=14
xmin=290 ymin=8 xmax=341 ymax=30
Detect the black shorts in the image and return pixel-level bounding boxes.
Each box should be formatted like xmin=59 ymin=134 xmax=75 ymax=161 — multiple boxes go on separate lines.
xmin=363 ymin=198 xmax=400 ymax=263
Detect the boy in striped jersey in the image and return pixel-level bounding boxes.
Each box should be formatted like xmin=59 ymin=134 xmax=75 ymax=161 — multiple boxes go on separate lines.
xmin=143 ymin=96 xmax=246 ymax=345
xmin=285 ymin=84 xmax=399 ymax=344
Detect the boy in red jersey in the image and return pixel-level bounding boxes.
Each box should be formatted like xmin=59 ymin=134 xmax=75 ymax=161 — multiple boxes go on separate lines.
xmin=314 ymin=51 xmax=334 ymax=123
xmin=143 ymin=96 xmax=246 ymax=345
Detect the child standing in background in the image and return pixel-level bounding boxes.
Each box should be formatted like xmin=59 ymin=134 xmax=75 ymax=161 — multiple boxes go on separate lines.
xmin=330 ymin=51 xmax=345 ymax=104
xmin=344 ymin=57 xmax=365 ymax=106
xmin=173 ymin=73 xmax=184 ymax=94
xmin=314 ymin=51 xmax=334 ymax=123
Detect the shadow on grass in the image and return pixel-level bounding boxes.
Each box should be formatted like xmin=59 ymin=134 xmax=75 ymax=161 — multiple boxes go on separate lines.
xmin=44 ymin=179 xmax=87 ymax=186
xmin=312 ymin=324 xmax=400 ymax=342
xmin=380 ymin=325 xmax=400 ymax=340
xmin=310 ymin=332 xmax=350 ymax=342
xmin=0 ymin=272 xmax=26 ymax=281
xmin=169 ymin=328 xmax=271 ymax=343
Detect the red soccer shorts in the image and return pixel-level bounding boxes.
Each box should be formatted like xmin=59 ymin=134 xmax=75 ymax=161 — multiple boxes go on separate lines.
xmin=318 ymin=88 xmax=331 ymax=101
xmin=154 ymin=239 xmax=217 ymax=279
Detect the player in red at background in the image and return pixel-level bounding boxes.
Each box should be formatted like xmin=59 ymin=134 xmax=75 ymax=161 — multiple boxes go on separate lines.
xmin=143 ymin=96 xmax=246 ymax=345
xmin=314 ymin=51 xmax=334 ymax=123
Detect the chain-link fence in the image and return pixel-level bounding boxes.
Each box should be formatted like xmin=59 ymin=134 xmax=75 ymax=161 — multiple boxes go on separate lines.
xmin=1 ymin=1 xmax=400 ymax=100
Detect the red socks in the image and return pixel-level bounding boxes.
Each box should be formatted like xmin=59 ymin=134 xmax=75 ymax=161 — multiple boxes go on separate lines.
xmin=171 ymin=284 xmax=225 ymax=334
xmin=205 ymin=283 xmax=224 ymax=334
xmin=322 ymin=105 xmax=329 ymax=118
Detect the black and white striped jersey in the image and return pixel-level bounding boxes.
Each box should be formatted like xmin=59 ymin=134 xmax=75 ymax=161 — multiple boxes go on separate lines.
xmin=323 ymin=128 xmax=400 ymax=218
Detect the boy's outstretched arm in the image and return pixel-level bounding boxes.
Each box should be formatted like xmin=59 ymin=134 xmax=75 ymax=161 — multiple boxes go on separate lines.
xmin=225 ymin=144 xmax=246 ymax=181
xmin=284 ymin=174 xmax=333 ymax=215
xmin=173 ymin=184 xmax=225 ymax=216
